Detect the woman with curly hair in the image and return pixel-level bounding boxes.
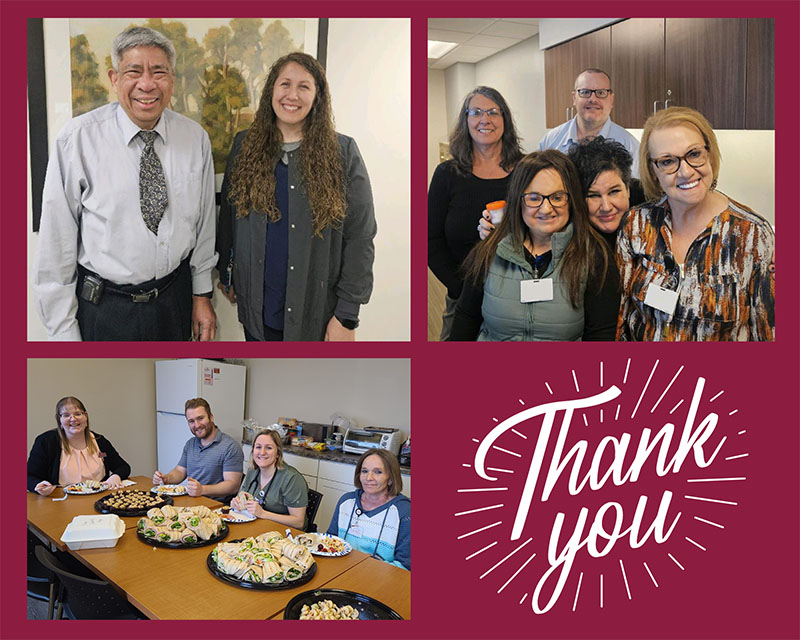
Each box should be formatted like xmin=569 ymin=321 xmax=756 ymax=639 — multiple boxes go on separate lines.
xmin=217 ymin=52 xmax=376 ymax=341
xmin=428 ymin=86 xmax=523 ymax=340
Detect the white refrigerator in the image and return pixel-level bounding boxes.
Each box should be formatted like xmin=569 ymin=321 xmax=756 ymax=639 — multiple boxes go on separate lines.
xmin=155 ymin=359 xmax=247 ymax=473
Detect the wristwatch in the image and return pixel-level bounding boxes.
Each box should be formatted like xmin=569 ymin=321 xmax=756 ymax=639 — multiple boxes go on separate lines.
xmin=336 ymin=316 xmax=359 ymax=330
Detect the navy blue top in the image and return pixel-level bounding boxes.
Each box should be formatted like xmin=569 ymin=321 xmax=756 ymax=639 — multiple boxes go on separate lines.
xmin=263 ymin=160 xmax=290 ymax=329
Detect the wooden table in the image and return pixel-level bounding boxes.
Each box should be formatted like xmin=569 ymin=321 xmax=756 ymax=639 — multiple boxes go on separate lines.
xmin=74 ymin=520 xmax=369 ymax=619
xmin=27 ymin=475 xmax=173 ymax=551
xmin=269 ymin=556 xmax=411 ymax=620
xmin=28 ymin=480 xmax=409 ymax=620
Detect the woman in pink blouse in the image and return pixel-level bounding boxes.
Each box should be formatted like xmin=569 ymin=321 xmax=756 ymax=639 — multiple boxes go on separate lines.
xmin=27 ymin=396 xmax=131 ymax=495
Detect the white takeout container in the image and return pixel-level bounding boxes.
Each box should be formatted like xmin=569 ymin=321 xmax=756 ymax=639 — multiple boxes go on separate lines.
xmin=60 ymin=514 xmax=125 ymax=550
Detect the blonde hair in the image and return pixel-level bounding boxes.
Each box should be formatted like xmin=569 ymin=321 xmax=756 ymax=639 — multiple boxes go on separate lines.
xmin=55 ymin=397 xmax=97 ymax=455
xmin=639 ymin=106 xmax=721 ymax=202
xmin=249 ymin=430 xmax=284 ymax=471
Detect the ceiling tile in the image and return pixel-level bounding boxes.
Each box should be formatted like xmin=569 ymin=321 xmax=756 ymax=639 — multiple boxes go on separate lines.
xmin=467 ymin=34 xmax=520 ymax=49
xmin=482 ymin=21 xmax=539 ymax=38
xmin=427 ymin=29 xmax=471 ymax=44
xmin=428 ymin=18 xmax=496 ymax=33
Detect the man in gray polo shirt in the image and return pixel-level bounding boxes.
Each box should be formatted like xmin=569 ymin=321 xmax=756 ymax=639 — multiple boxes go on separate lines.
xmin=153 ymin=398 xmax=243 ymax=502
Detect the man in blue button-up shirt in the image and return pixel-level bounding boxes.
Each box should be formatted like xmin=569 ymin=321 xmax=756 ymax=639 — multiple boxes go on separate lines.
xmin=538 ymin=68 xmax=640 ymax=178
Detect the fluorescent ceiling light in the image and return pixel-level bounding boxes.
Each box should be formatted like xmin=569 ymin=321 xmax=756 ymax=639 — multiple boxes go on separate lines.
xmin=428 ymin=40 xmax=457 ymax=59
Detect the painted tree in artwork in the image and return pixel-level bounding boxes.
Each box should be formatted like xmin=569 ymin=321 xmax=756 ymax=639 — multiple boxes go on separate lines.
xmin=143 ymin=18 xmax=205 ymax=116
xmin=261 ymin=20 xmax=299 ymax=75
xmin=201 ymin=36 xmax=249 ymax=173
xmin=228 ymin=18 xmax=264 ymax=109
xmin=70 ymin=34 xmax=108 ymax=115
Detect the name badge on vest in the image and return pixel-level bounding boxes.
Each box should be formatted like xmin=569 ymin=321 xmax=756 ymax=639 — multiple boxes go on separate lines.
xmin=520 ymin=278 xmax=554 ymax=303
xmin=644 ymin=283 xmax=679 ymax=316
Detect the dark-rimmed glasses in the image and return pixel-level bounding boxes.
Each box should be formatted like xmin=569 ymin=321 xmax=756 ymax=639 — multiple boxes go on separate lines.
xmin=574 ymin=88 xmax=612 ymax=99
xmin=650 ymin=146 xmax=709 ymax=174
xmin=521 ymin=191 xmax=569 ymax=209
xmin=466 ymin=107 xmax=501 ymax=118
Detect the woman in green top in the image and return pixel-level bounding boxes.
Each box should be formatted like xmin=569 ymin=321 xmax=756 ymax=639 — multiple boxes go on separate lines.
xmin=231 ymin=430 xmax=308 ymax=529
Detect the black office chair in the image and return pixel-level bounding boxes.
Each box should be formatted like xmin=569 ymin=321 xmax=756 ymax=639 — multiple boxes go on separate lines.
xmin=27 ymin=529 xmax=56 ymax=620
xmin=34 ymin=545 xmax=147 ymax=620
xmin=305 ymin=488 xmax=323 ymax=533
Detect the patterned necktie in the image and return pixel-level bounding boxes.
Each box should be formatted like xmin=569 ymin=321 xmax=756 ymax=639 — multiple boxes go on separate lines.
xmin=138 ymin=130 xmax=168 ymax=235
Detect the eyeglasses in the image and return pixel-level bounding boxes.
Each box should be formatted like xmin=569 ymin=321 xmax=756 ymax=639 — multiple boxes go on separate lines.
xmin=466 ymin=107 xmax=501 ymax=118
xmin=521 ymin=191 xmax=569 ymax=208
xmin=650 ymin=146 xmax=709 ymax=174
xmin=60 ymin=411 xmax=85 ymax=419
xmin=574 ymin=88 xmax=612 ymax=99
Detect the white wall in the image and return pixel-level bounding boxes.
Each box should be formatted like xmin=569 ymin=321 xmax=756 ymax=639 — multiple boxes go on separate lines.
xmin=27 ymin=359 xmax=159 ymax=478
xmin=28 ymin=18 xmax=410 ymax=341
xmin=427 ymin=68 xmax=447 ymax=183
xmin=243 ymin=358 xmax=410 ymax=440
xmin=444 ymin=62 xmax=476 ymax=132
xmin=27 ymin=358 xmax=410 ymax=479
xmin=327 ymin=18 xmax=410 ymax=341
xmin=474 ymin=35 xmax=546 ymax=154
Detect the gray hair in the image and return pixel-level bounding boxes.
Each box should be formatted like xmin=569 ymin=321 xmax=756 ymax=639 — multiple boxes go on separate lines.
xmin=111 ymin=27 xmax=176 ymax=73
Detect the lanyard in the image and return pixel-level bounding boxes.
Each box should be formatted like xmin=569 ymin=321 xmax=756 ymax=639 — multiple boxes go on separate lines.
xmin=343 ymin=493 xmax=390 ymax=560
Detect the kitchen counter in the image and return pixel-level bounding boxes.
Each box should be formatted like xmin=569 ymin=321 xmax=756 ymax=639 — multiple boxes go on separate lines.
xmin=284 ymin=444 xmax=411 ymax=475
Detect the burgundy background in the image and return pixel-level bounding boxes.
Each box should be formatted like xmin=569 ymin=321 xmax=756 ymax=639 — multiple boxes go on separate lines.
xmin=2 ymin=1 xmax=797 ymax=638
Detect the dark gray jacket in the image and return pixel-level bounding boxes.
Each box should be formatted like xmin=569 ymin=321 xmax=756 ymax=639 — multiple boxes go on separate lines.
xmin=217 ymin=132 xmax=376 ymax=340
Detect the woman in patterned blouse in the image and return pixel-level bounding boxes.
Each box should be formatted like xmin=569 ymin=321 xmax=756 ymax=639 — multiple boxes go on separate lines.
xmin=616 ymin=107 xmax=774 ymax=341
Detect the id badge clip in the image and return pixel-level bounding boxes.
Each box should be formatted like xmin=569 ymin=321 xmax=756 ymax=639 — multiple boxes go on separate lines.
xmin=643 ymin=283 xmax=679 ymax=316
xmin=520 ymin=278 xmax=554 ymax=303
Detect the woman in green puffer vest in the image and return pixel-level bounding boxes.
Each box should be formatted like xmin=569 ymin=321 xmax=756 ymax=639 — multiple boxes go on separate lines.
xmin=450 ymin=150 xmax=618 ymax=341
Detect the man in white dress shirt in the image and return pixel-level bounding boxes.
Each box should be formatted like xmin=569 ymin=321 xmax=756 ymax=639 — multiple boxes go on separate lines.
xmin=538 ymin=68 xmax=640 ymax=178
xmin=32 ymin=27 xmax=217 ymax=341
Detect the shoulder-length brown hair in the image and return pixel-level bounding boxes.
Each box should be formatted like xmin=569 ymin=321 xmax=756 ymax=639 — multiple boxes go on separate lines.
xmin=227 ymin=52 xmax=346 ymax=236
xmin=448 ymin=86 xmax=523 ymax=176
xmin=249 ymin=430 xmax=285 ymax=471
xmin=639 ymin=106 xmax=721 ymax=202
xmin=354 ymin=449 xmax=403 ymax=497
xmin=462 ymin=150 xmax=610 ymax=307
xmin=55 ymin=396 xmax=97 ymax=455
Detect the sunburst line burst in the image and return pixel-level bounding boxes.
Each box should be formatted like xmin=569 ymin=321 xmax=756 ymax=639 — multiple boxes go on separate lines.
xmin=478 ymin=537 xmax=533 ymax=579
xmin=457 ymin=521 xmax=502 ymax=540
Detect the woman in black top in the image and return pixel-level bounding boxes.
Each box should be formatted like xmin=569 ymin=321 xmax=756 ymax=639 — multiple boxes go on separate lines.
xmin=428 ymin=86 xmax=523 ymax=340
xmin=27 ymin=396 xmax=130 ymax=495
xmin=568 ymin=136 xmax=645 ymax=245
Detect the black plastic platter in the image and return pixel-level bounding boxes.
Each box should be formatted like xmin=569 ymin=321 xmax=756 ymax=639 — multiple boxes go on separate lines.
xmin=94 ymin=492 xmax=173 ymax=517
xmin=283 ymin=588 xmax=403 ymax=620
xmin=137 ymin=521 xmax=228 ymax=548
xmin=206 ymin=540 xmax=317 ymax=590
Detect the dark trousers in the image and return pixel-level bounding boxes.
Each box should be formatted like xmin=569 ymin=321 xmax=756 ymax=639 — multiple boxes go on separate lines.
xmin=244 ymin=324 xmax=284 ymax=341
xmin=76 ymin=260 xmax=192 ymax=341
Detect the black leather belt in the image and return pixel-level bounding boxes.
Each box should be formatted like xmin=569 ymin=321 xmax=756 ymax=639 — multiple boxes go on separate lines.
xmin=78 ymin=261 xmax=186 ymax=303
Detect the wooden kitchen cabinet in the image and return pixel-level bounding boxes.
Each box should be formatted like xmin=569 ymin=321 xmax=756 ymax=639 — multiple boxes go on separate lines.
xmin=283 ymin=451 xmax=319 ymax=491
xmin=544 ymin=28 xmax=611 ymax=128
xmin=665 ymin=18 xmax=748 ymax=129
xmin=610 ymin=18 xmax=665 ymax=129
xmin=545 ymin=18 xmax=774 ymax=131
xmin=746 ymin=18 xmax=775 ymax=129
